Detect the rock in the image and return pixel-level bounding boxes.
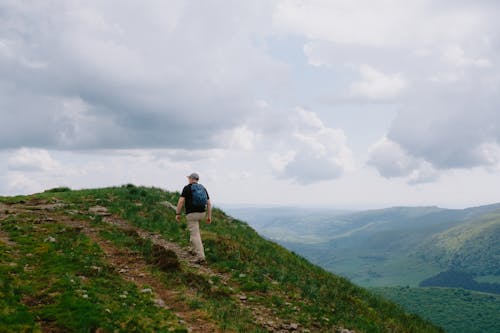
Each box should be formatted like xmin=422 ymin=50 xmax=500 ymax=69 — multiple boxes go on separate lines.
xmin=141 ymin=288 xmax=153 ymax=294
xmin=41 ymin=203 xmax=66 ymax=211
xmin=45 ymin=236 xmax=56 ymax=243
xmin=154 ymin=298 xmax=165 ymax=307
xmin=159 ymin=201 xmax=176 ymax=210
xmin=88 ymin=206 xmax=111 ymax=216
xmin=90 ymin=265 xmax=102 ymax=273
xmin=290 ymin=323 xmax=299 ymax=330
xmin=239 ymin=294 xmax=248 ymax=301
xmin=338 ymin=329 xmax=355 ymax=333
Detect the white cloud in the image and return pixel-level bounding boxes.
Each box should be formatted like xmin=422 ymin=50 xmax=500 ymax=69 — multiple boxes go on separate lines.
xmin=349 ymin=65 xmax=406 ymax=100
xmin=7 ymin=173 xmax=43 ymax=194
xmin=1 ymin=1 xmax=500 ymax=207
xmin=270 ymin=151 xmax=296 ymax=172
xmin=8 ymin=148 xmax=60 ymax=172
xmin=216 ymin=126 xmax=258 ymax=151
xmin=274 ymin=0 xmax=489 ymax=47
xmin=270 ymin=108 xmax=354 ymax=184
xmin=281 ymin=1 xmax=500 ymax=178
xmin=0 ymin=0 xmax=285 ymax=150
xmin=368 ymin=137 xmax=440 ymax=184
xmin=407 ymin=161 xmax=440 ymax=185
xmin=367 ymin=137 xmax=418 ymax=178
xmin=443 ymin=44 xmax=491 ymax=68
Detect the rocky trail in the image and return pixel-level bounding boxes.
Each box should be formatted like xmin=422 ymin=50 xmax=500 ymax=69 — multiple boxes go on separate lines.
xmin=0 ymin=199 xmax=321 ymax=333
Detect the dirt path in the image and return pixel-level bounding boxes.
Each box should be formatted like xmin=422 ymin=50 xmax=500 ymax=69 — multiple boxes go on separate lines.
xmin=3 ymin=202 xmax=220 ymax=333
xmin=100 ymin=214 xmax=303 ymax=332
xmin=2 ymin=200 xmax=314 ymax=333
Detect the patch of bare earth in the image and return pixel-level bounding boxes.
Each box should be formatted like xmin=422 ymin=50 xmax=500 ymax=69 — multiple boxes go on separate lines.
xmin=66 ymin=218 xmax=221 ymax=332
xmin=6 ymin=200 xmax=353 ymax=333
xmin=6 ymin=202 xmax=219 ymax=333
xmin=0 ymin=203 xmax=17 ymax=247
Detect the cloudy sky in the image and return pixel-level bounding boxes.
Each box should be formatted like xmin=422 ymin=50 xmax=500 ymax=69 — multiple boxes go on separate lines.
xmin=1 ymin=0 xmax=500 ymax=208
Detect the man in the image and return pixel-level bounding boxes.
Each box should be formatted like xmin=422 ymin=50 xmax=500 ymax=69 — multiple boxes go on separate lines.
xmin=175 ymin=172 xmax=212 ymax=263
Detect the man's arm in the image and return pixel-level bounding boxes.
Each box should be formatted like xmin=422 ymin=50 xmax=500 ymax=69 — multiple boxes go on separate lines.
xmin=206 ymin=199 xmax=212 ymax=224
xmin=175 ymin=197 xmax=185 ymax=222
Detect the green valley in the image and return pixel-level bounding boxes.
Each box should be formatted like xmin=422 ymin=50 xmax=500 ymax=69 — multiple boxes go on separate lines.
xmin=227 ymin=204 xmax=500 ymax=332
xmin=227 ymin=205 xmax=500 ymax=289
xmin=372 ymin=287 xmax=500 ymax=333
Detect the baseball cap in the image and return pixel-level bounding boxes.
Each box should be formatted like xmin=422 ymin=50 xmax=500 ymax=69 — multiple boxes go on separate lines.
xmin=187 ymin=172 xmax=200 ymax=180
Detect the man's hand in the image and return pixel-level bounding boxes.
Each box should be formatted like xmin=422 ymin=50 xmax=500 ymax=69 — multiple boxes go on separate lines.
xmin=175 ymin=197 xmax=185 ymax=223
xmin=206 ymin=216 xmax=212 ymax=224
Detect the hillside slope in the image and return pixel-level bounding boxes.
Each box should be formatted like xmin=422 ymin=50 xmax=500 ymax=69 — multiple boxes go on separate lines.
xmin=0 ymin=185 xmax=442 ymax=332
xmin=372 ymin=287 xmax=500 ymax=333
xmin=417 ymin=211 xmax=500 ymax=276
xmin=229 ymin=205 xmax=500 ymax=287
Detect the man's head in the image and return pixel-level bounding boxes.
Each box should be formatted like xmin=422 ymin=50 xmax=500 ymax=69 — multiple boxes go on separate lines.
xmin=187 ymin=172 xmax=200 ymax=184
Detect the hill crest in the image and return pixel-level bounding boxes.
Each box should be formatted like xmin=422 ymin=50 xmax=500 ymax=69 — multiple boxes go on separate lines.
xmin=0 ymin=185 xmax=443 ymax=332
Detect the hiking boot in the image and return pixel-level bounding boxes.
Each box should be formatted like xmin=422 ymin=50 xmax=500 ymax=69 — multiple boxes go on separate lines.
xmin=194 ymin=258 xmax=206 ymax=265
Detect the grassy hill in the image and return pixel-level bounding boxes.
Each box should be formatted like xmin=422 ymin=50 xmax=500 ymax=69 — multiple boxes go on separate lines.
xmin=417 ymin=211 xmax=500 ymax=276
xmin=0 ymin=185 xmax=442 ymax=332
xmin=372 ymin=287 xmax=500 ymax=333
xmin=228 ymin=205 xmax=500 ymax=288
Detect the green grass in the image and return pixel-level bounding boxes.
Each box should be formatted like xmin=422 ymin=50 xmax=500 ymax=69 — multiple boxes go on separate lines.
xmin=373 ymin=286 xmax=500 ymax=333
xmin=1 ymin=185 xmax=444 ymax=332
xmin=0 ymin=209 xmax=185 ymax=332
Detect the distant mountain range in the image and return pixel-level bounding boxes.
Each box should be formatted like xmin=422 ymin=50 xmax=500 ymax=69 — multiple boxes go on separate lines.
xmin=225 ymin=203 xmax=500 ymax=290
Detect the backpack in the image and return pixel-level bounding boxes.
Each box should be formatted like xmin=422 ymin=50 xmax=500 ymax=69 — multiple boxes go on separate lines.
xmin=191 ymin=183 xmax=208 ymax=208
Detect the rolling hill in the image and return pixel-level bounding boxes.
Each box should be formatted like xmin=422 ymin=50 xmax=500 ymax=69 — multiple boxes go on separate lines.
xmin=0 ymin=185 xmax=442 ymax=332
xmin=417 ymin=210 xmax=500 ymax=276
xmin=227 ymin=204 xmax=500 ymax=332
xmin=226 ymin=204 xmax=500 ymax=288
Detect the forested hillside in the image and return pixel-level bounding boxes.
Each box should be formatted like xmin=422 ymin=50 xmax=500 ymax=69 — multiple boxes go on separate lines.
xmin=373 ymin=287 xmax=500 ymax=333
xmin=417 ymin=211 xmax=500 ymax=276
xmin=228 ymin=205 xmax=500 ymax=289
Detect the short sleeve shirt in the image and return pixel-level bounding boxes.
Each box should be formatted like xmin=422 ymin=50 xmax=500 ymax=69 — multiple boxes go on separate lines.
xmin=181 ymin=183 xmax=210 ymax=214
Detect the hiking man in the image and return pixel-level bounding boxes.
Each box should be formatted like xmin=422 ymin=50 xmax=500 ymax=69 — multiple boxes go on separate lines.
xmin=175 ymin=172 xmax=212 ymax=263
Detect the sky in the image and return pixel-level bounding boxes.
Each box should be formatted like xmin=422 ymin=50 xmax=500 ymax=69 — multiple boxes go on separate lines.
xmin=1 ymin=0 xmax=500 ymax=209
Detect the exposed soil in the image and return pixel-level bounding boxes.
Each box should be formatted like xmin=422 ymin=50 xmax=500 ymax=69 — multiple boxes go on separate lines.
xmin=0 ymin=200 xmax=344 ymax=333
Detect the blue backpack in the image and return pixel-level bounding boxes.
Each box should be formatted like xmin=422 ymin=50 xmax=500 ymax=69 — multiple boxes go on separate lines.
xmin=191 ymin=183 xmax=208 ymax=207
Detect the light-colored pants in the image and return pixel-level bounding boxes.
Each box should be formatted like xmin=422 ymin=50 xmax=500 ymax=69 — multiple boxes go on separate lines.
xmin=186 ymin=212 xmax=206 ymax=260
